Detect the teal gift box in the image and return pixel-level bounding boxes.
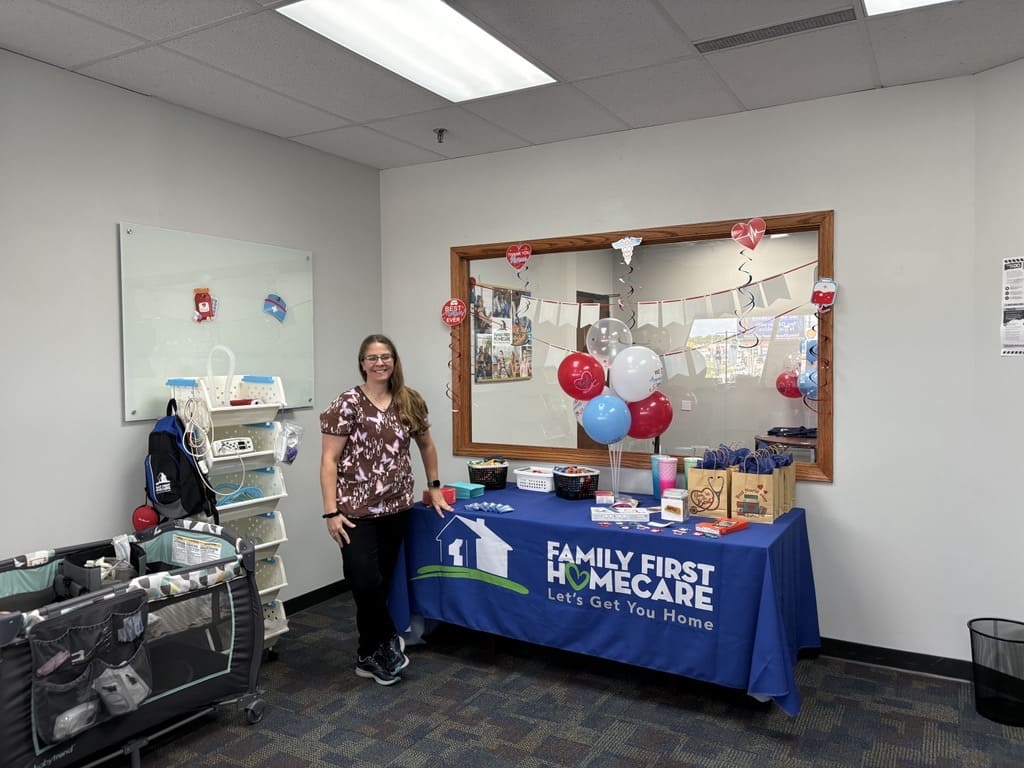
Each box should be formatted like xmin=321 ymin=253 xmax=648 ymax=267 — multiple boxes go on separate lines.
xmin=447 ymin=482 xmax=485 ymax=499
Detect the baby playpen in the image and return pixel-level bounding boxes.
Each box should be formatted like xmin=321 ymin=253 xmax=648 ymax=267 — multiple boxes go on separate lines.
xmin=0 ymin=519 xmax=265 ymax=768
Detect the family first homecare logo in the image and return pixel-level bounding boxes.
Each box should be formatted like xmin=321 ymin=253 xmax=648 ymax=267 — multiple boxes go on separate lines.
xmin=412 ymin=516 xmax=528 ymax=594
xmin=546 ymin=541 xmax=716 ymax=630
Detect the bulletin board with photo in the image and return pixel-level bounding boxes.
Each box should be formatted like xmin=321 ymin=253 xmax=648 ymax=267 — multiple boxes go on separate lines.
xmin=471 ymin=281 xmax=532 ymax=383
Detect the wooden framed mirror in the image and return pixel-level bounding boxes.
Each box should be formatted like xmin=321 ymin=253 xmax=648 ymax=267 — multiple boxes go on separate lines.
xmin=450 ymin=210 xmax=833 ymax=482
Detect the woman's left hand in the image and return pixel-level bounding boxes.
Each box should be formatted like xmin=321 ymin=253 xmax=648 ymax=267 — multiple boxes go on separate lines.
xmin=427 ymin=487 xmax=453 ymax=518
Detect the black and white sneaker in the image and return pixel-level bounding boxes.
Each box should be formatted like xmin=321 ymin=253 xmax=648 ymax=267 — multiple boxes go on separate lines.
xmin=355 ymin=649 xmax=401 ymax=686
xmin=381 ymin=634 xmax=409 ymax=675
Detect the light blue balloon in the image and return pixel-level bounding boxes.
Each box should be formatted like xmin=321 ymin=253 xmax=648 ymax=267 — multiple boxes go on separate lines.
xmin=581 ymin=394 xmax=632 ymax=445
xmin=797 ymin=370 xmax=818 ymax=399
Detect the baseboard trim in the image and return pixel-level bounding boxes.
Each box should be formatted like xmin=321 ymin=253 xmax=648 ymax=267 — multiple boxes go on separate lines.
xmin=820 ymin=637 xmax=973 ymax=681
xmin=280 ymin=587 xmax=973 ymax=682
xmin=283 ymin=580 xmax=348 ymax=616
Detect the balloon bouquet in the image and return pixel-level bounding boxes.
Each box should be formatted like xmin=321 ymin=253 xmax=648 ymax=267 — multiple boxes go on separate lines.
xmin=557 ymin=317 xmax=674 ymax=499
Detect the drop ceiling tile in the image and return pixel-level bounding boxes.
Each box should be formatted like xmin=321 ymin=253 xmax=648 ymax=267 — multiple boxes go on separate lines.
xmin=0 ymin=0 xmax=144 ymax=69
xmin=575 ymin=58 xmax=741 ymax=128
xmin=294 ymin=126 xmax=445 ymax=170
xmin=706 ymin=22 xmax=877 ymax=110
xmin=659 ymin=0 xmax=855 ymax=42
xmin=368 ymin=107 xmax=528 ymax=159
xmin=79 ymin=46 xmax=347 ymax=138
xmin=448 ymin=0 xmax=696 ymax=80
xmin=46 ymin=0 xmax=263 ymax=41
xmin=164 ymin=10 xmax=447 ymax=122
xmin=464 ymin=84 xmax=629 ymax=145
xmin=867 ymin=0 xmax=1024 ymax=86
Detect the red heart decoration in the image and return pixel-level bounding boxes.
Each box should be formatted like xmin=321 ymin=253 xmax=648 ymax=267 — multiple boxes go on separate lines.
xmin=731 ymin=218 xmax=766 ymax=250
xmin=506 ymin=243 xmax=532 ymax=270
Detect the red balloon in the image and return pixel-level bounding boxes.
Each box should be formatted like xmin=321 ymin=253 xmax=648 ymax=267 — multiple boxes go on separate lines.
xmin=627 ymin=390 xmax=674 ymax=439
xmin=557 ymin=352 xmax=605 ymax=400
xmin=775 ymin=370 xmax=802 ymax=399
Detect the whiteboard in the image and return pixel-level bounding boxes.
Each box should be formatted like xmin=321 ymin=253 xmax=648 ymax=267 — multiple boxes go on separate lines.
xmin=119 ymin=222 xmax=314 ymax=421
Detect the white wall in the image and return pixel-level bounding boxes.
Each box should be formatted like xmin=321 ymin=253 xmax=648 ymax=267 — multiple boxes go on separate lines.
xmin=6 ymin=43 xmax=1023 ymax=662
xmin=382 ymin=66 xmax=1024 ymax=662
xmin=0 ymin=51 xmax=382 ymax=600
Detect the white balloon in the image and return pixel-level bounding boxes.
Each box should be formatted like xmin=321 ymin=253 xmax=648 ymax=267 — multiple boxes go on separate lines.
xmin=586 ymin=318 xmax=633 ymax=368
xmin=609 ymin=345 xmax=664 ymax=402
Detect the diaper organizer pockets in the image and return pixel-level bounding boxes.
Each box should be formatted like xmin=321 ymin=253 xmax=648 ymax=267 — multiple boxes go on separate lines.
xmin=29 ymin=590 xmax=151 ymax=744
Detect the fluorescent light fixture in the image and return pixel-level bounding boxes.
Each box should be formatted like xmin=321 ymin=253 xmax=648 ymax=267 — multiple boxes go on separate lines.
xmin=862 ymin=0 xmax=955 ymax=15
xmin=277 ymin=0 xmax=555 ymax=102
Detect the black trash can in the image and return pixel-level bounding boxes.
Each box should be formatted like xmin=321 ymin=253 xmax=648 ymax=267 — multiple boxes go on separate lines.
xmin=968 ymin=618 xmax=1024 ymax=726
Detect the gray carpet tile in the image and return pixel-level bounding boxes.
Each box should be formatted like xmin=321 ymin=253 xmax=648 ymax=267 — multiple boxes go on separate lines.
xmin=127 ymin=591 xmax=1024 ymax=768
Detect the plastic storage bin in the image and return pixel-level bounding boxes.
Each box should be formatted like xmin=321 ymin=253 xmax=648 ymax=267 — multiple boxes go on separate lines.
xmin=263 ymin=601 xmax=289 ymax=645
xmin=553 ymin=466 xmax=600 ymax=500
xmin=166 ymin=376 xmax=285 ymax=426
xmin=227 ymin=511 xmax=287 ymax=558
xmin=255 ymin=555 xmax=288 ymax=603
xmin=968 ymin=618 xmax=1024 ymax=725
xmin=212 ymin=467 xmax=288 ymax=523
xmin=467 ymin=459 xmax=509 ymax=489
xmin=514 ymin=466 xmax=555 ymax=492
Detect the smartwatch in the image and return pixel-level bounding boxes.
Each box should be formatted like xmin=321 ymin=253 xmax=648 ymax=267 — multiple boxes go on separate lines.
xmin=428 ymin=479 xmax=442 ymax=488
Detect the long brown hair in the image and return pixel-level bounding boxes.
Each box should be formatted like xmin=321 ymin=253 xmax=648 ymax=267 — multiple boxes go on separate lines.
xmin=358 ymin=334 xmax=429 ymax=434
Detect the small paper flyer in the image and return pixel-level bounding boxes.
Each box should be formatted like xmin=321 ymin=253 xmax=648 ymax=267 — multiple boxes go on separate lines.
xmin=1001 ymin=257 xmax=1024 ymax=356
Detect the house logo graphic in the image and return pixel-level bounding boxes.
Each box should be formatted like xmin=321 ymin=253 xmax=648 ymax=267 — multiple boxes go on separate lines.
xmin=411 ymin=516 xmax=528 ymax=594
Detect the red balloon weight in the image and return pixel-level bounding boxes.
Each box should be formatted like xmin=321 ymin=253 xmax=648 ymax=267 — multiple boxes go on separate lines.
xmin=557 ymin=352 xmax=605 ymax=400
xmin=775 ymin=370 xmax=802 ymax=399
xmin=627 ymin=390 xmax=674 ymax=439
xmin=132 ymin=504 xmax=160 ymax=532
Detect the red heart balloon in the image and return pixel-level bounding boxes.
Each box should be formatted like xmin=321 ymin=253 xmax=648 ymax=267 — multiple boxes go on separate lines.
xmin=506 ymin=243 xmax=532 ymax=270
xmin=731 ymin=218 xmax=766 ymax=250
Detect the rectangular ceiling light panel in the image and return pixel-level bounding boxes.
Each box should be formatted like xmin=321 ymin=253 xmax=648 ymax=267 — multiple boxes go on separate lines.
xmin=862 ymin=0 xmax=955 ymax=15
xmin=277 ymin=0 xmax=554 ymax=102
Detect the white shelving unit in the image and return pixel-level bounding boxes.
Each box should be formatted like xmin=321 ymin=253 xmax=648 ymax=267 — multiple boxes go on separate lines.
xmin=167 ymin=375 xmax=291 ymax=648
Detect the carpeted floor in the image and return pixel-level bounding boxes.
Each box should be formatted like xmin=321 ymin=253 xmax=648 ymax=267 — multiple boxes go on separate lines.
xmin=132 ymin=591 xmax=1024 ymax=768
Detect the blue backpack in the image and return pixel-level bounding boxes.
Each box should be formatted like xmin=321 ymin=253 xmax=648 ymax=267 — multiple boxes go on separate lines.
xmin=145 ymin=399 xmax=218 ymax=523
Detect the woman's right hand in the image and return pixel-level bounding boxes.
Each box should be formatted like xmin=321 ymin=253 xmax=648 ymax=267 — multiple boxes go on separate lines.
xmin=326 ymin=513 xmax=356 ymax=546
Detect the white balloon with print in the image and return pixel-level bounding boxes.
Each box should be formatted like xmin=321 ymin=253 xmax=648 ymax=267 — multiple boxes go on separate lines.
xmin=609 ymin=345 xmax=664 ymax=403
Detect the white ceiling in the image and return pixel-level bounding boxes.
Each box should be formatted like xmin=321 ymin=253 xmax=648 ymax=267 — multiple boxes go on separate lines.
xmin=3 ymin=0 xmax=1022 ymax=170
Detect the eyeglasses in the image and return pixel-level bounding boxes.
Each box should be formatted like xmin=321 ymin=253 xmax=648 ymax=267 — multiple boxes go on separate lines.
xmin=362 ymin=354 xmax=393 ymax=363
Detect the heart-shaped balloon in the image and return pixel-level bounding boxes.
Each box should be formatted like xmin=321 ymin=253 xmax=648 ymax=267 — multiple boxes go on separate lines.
xmin=506 ymin=243 xmax=532 ymax=270
xmin=731 ymin=218 xmax=766 ymax=251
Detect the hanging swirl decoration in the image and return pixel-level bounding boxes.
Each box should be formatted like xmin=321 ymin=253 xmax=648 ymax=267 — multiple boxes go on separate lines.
xmin=612 ymin=236 xmax=642 ymax=330
xmin=734 ymin=250 xmax=760 ymax=349
xmin=440 ymin=298 xmax=467 ymax=413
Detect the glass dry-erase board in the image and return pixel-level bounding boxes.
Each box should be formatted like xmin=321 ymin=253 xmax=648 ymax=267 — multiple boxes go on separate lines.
xmin=119 ymin=222 xmax=314 ymax=421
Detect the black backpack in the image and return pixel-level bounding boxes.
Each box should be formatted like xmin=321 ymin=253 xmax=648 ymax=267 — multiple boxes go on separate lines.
xmin=145 ymin=399 xmax=218 ymax=523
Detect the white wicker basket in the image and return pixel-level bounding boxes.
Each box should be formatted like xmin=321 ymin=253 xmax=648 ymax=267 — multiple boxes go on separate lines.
xmin=514 ymin=466 xmax=555 ymax=493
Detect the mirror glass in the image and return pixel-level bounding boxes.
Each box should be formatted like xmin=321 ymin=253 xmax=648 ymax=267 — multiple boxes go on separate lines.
xmin=450 ymin=211 xmax=833 ymax=482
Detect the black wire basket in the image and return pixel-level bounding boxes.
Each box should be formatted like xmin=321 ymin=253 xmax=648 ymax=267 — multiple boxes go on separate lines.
xmin=467 ymin=459 xmax=509 ymax=490
xmin=553 ymin=466 xmax=600 ymax=500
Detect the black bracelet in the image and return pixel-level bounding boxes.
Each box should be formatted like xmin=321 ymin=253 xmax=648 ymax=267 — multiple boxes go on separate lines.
xmin=322 ymin=511 xmax=343 ymax=519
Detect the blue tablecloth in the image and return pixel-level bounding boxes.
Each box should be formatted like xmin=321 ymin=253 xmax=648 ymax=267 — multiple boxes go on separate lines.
xmin=389 ymin=487 xmax=820 ymax=715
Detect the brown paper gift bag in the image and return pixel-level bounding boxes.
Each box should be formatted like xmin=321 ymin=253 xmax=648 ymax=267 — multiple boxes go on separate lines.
xmin=730 ymin=465 xmax=780 ymax=523
xmin=686 ymin=467 xmax=730 ymax=518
